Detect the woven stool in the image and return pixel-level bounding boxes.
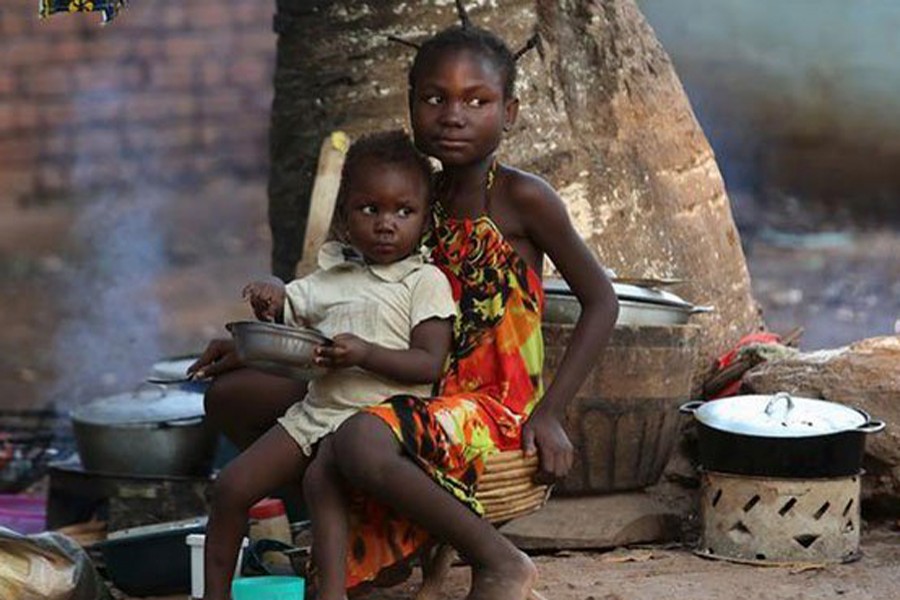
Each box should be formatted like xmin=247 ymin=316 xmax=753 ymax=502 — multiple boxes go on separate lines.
xmin=416 ymin=450 xmax=551 ymax=600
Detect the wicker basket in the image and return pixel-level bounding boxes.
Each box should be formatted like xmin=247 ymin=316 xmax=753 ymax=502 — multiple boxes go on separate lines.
xmin=477 ymin=450 xmax=551 ymax=524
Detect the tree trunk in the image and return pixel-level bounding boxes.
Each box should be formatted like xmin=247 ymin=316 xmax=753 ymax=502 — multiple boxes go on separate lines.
xmin=269 ymin=0 xmax=763 ymax=365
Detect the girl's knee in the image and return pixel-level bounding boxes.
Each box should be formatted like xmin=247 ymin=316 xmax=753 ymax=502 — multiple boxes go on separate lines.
xmin=332 ymin=414 xmax=397 ymax=481
xmin=210 ymin=464 xmax=257 ymax=511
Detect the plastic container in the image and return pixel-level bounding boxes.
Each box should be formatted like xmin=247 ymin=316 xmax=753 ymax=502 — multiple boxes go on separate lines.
xmin=248 ymin=498 xmax=292 ymax=567
xmin=96 ymin=517 xmax=207 ymax=596
xmin=186 ymin=533 xmax=248 ymax=599
xmin=231 ymin=575 xmax=305 ymax=600
xmin=0 ymin=494 xmax=46 ymax=534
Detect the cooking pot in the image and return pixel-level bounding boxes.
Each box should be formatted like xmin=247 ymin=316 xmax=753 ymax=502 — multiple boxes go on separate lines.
xmin=70 ymin=384 xmax=217 ymax=477
xmin=680 ymin=392 xmax=885 ymax=478
xmin=543 ymin=278 xmax=713 ymax=326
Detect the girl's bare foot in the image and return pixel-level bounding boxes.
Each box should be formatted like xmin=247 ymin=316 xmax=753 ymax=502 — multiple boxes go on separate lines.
xmin=467 ymin=549 xmax=537 ymax=600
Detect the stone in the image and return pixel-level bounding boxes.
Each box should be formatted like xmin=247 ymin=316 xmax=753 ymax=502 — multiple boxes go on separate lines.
xmin=499 ymin=492 xmax=684 ymax=550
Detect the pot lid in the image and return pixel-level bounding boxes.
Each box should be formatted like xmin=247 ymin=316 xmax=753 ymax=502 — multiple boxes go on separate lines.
xmin=70 ymin=384 xmax=205 ymax=426
xmin=692 ymin=392 xmax=868 ymax=437
xmin=150 ymin=355 xmax=200 ymax=380
xmin=543 ymin=278 xmax=695 ymax=309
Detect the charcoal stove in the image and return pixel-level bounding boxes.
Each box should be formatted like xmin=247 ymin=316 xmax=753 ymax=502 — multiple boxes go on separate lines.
xmin=46 ymin=456 xmax=214 ymax=532
xmin=698 ymin=470 xmax=861 ymax=564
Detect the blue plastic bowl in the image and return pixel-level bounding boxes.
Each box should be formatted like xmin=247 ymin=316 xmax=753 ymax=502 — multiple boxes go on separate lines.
xmin=231 ymin=575 xmax=305 ymax=600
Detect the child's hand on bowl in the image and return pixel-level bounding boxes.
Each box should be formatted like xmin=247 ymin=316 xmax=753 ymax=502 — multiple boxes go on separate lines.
xmin=242 ymin=278 xmax=286 ymax=322
xmin=313 ymin=333 xmax=370 ymax=369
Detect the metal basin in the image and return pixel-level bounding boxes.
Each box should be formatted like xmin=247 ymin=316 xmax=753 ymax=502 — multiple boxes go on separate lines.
xmin=227 ymin=320 xmax=330 ymax=380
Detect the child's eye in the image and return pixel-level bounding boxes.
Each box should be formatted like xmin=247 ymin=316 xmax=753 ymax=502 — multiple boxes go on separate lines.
xmin=360 ymin=205 xmax=377 ymax=215
xmin=397 ymin=207 xmax=413 ymax=218
xmin=423 ymin=95 xmax=442 ymax=106
xmin=467 ymin=98 xmax=486 ymax=108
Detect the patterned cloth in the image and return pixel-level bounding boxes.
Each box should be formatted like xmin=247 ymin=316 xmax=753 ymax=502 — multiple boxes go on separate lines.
xmin=344 ymin=203 xmax=546 ymax=589
xmin=38 ymin=0 xmax=127 ymax=24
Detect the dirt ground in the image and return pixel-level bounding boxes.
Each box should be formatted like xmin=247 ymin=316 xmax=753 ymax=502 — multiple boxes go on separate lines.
xmin=2 ymin=177 xmax=899 ymax=598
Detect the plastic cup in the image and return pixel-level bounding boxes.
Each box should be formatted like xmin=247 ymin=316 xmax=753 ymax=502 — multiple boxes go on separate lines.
xmin=231 ymin=575 xmax=305 ymax=600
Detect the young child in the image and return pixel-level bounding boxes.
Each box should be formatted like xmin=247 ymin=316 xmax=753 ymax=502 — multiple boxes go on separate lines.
xmin=305 ymin=6 xmax=620 ymax=600
xmin=200 ymin=130 xmax=456 ymax=600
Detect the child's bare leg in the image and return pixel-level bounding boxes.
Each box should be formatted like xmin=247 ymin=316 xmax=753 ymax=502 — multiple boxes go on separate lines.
xmin=303 ymin=436 xmax=349 ymax=600
xmin=203 ymin=425 xmax=309 ymax=600
xmin=332 ymin=414 xmax=536 ymax=600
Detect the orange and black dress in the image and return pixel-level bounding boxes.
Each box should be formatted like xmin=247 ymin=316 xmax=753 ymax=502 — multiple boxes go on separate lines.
xmin=345 ymin=201 xmax=546 ymax=589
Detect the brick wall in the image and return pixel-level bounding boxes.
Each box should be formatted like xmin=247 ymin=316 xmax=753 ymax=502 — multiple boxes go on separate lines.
xmin=0 ymin=1 xmax=275 ymax=204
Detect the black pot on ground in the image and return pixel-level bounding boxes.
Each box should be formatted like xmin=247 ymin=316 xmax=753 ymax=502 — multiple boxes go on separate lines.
xmin=680 ymin=392 xmax=885 ymax=478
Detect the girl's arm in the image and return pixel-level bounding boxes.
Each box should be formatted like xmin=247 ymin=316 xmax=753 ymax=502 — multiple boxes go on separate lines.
xmin=314 ymin=317 xmax=452 ymax=384
xmin=515 ymin=174 xmax=620 ymax=480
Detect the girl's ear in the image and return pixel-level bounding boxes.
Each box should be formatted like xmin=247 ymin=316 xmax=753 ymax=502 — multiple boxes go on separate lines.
xmin=504 ymin=97 xmax=520 ymax=132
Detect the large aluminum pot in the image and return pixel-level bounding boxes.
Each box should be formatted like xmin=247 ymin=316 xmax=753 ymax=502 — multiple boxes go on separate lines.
xmin=70 ymin=385 xmax=217 ymax=477
xmin=543 ymin=278 xmax=713 ymax=326
xmin=680 ymin=392 xmax=885 ymax=478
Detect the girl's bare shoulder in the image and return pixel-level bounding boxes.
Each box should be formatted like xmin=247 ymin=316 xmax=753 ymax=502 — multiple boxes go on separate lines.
xmin=501 ymin=166 xmax=569 ymax=222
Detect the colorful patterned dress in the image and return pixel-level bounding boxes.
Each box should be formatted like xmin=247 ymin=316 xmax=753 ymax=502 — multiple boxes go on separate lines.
xmin=345 ymin=204 xmax=546 ymax=589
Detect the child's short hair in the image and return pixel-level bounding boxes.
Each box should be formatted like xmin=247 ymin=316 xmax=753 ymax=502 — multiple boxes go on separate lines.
xmin=336 ymin=129 xmax=434 ymax=213
xmin=409 ymin=25 xmax=518 ymax=99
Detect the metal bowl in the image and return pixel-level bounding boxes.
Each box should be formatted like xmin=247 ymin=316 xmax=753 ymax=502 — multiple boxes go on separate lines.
xmin=226 ymin=321 xmax=331 ymax=380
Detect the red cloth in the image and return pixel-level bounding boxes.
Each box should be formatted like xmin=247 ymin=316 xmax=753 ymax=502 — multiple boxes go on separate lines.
xmin=711 ymin=332 xmax=782 ymax=398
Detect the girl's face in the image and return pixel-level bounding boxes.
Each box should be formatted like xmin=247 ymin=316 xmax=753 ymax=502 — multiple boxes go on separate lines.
xmin=410 ymin=48 xmax=518 ymax=166
xmin=342 ymin=160 xmax=429 ymax=265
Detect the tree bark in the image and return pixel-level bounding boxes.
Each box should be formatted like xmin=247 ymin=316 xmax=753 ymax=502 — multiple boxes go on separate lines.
xmin=269 ymin=0 xmax=763 ymax=364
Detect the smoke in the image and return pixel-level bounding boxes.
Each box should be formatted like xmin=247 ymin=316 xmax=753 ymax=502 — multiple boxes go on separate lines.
xmin=48 ymin=187 xmax=166 ymax=408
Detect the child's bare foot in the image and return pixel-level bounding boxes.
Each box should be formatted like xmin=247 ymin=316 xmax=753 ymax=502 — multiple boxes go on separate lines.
xmin=467 ymin=549 xmax=537 ymax=600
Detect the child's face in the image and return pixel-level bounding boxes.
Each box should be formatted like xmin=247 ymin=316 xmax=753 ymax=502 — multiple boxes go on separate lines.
xmin=410 ymin=48 xmax=518 ymax=166
xmin=342 ymin=161 xmax=429 ymax=265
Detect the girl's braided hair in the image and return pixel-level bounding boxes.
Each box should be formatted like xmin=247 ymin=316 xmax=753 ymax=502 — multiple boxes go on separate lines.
xmin=390 ymin=0 xmax=540 ymax=100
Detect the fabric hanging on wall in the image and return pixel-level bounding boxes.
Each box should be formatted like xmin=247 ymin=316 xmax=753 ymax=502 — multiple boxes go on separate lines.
xmin=38 ymin=0 xmax=128 ymax=24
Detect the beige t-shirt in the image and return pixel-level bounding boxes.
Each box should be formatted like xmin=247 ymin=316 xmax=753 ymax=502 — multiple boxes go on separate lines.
xmin=277 ymin=241 xmax=456 ymax=455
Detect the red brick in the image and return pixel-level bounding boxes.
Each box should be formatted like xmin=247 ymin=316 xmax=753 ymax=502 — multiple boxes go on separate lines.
xmin=149 ymin=63 xmax=196 ymax=91
xmin=232 ymin=3 xmax=270 ymax=26
xmin=0 ymin=70 xmax=16 ymax=97
xmin=38 ymin=128 xmax=72 ymax=158
xmin=72 ymin=127 xmax=122 ymax=156
xmin=72 ymin=63 xmax=145 ymax=95
xmin=22 ymin=66 xmax=75 ymax=97
xmin=35 ymin=163 xmax=72 ymax=191
xmin=161 ymin=5 xmax=188 ymax=30
xmin=185 ymin=3 xmax=234 ymax=30
xmin=0 ymin=102 xmax=14 ymax=133
xmin=5 ymin=38 xmax=58 ymax=66
xmin=198 ymin=60 xmax=227 ymax=87
xmin=35 ymin=100 xmax=74 ymax=128
xmin=227 ymin=57 xmax=270 ymax=87
xmin=0 ymin=137 xmax=39 ymax=166
xmin=163 ymin=34 xmax=212 ymax=59
xmin=0 ymin=8 xmax=36 ymax=37
xmin=234 ymin=30 xmax=276 ymax=56
xmin=125 ymin=94 xmax=197 ymax=124
xmin=14 ymin=104 xmax=40 ymax=132
xmin=0 ymin=168 xmax=35 ymax=202
xmin=52 ymin=38 xmax=91 ymax=63
xmin=199 ymin=93 xmax=241 ymax=117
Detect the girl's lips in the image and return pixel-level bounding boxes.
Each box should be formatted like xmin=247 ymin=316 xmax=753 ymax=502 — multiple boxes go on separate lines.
xmin=435 ymin=138 xmax=469 ymax=149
